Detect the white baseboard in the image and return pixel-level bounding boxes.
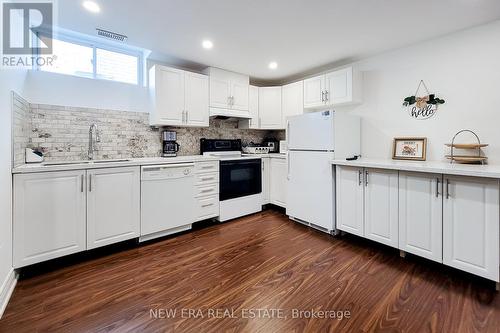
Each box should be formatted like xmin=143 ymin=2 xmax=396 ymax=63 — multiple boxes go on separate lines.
xmin=0 ymin=269 xmax=18 ymax=319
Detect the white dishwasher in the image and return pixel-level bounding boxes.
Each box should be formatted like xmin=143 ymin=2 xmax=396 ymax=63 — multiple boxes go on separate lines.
xmin=140 ymin=163 xmax=196 ymax=242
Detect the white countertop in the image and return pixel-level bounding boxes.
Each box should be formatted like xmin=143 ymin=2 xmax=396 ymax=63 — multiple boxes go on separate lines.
xmin=12 ymin=153 xmax=287 ymax=174
xmin=331 ymin=158 xmax=500 ymax=179
xmin=12 ymin=155 xmax=218 ymax=174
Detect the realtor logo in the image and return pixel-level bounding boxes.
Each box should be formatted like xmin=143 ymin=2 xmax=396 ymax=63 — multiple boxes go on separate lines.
xmin=2 ymin=1 xmax=53 ymax=55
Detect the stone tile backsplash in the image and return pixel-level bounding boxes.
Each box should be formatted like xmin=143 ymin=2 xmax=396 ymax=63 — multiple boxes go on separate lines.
xmin=12 ymin=93 xmax=30 ymax=167
xmin=13 ymin=101 xmax=284 ymax=163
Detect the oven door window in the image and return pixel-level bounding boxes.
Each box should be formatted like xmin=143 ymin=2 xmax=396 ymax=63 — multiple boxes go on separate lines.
xmin=220 ymin=159 xmax=262 ymax=201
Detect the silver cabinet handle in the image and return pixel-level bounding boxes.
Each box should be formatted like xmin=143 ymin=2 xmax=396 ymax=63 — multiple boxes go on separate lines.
xmin=446 ymin=179 xmax=450 ymax=199
xmin=201 ymin=203 xmax=214 ymax=208
xmin=81 ymin=175 xmax=84 ymax=193
xmin=186 ymin=111 xmax=189 ymax=123
xmin=365 ymin=170 xmax=369 ymax=186
xmin=358 ymin=170 xmax=362 ymax=186
xmin=436 ymin=178 xmax=440 ymax=198
xmin=321 ymin=91 xmax=325 ymax=102
xmin=89 ymin=174 xmax=92 ymax=192
xmin=200 ymin=188 xmax=213 ymax=193
xmin=325 ymin=90 xmax=329 ymax=102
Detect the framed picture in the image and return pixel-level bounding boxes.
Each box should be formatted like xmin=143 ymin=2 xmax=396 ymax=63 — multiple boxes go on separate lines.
xmin=392 ymin=137 xmax=427 ymax=161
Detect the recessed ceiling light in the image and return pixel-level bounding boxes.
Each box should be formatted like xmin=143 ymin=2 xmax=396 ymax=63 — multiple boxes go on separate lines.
xmin=268 ymin=61 xmax=278 ymax=70
xmin=83 ymin=1 xmax=100 ymax=13
xmin=202 ymin=40 xmax=213 ymax=49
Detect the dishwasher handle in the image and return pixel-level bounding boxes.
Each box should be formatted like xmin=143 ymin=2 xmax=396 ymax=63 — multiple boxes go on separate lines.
xmin=142 ymin=163 xmax=195 ymax=172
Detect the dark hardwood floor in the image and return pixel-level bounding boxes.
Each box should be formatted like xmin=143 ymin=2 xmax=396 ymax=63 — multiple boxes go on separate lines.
xmin=0 ymin=209 xmax=499 ymax=333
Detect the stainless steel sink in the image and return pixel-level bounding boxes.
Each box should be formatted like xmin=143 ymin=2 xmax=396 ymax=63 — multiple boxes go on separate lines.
xmin=42 ymin=159 xmax=131 ymax=166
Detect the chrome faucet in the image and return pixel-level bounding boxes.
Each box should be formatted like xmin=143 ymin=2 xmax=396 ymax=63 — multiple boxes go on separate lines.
xmin=88 ymin=124 xmax=100 ymax=160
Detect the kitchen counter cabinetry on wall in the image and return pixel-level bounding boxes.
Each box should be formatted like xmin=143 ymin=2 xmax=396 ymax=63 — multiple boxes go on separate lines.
xmin=13 ymin=167 xmax=141 ymax=267
xmin=149 ymin=65 xmax=209 ymax=127
xmin=303 ymin=66 xmax=361 ymax=109
xmin=334 ymin=160 xmax=500 ymax=284
xmin=336 ymin=167 xmax=398 ymax=248
xmin=261 ymin=155 xmax=287 ymax=208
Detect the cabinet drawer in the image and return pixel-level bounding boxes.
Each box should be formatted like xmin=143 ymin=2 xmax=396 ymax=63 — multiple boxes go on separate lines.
xmin=195 ymin=195 xmax=220 ymax=221
xmin=195 ymin=161 xmax=219 ymax=174
xmin=195 ymin=183 xmax=219 ymax=197
xmin=195 ymin=172 xmax=219 ymax=185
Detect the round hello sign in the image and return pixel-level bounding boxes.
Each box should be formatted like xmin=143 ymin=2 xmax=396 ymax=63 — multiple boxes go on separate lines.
xmin=403 ymin=80 xmax=445 ymax=120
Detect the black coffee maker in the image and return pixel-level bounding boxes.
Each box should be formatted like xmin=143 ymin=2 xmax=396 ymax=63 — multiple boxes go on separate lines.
xmin=162 ymin=130 xmax=180 ymax=157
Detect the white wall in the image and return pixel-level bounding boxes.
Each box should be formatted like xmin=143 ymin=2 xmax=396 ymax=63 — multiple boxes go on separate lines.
xmin=0 ymin=69 xmax=27 ymax=313
xmin=342 ymin=20 xmax=500 ymax=163
xmin=24 ymin=71 xmax=150 ymax=113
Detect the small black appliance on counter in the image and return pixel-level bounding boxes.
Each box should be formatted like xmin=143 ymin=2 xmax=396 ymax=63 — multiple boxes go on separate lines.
xmin=162 ymin=130 xmax=180 ymax=157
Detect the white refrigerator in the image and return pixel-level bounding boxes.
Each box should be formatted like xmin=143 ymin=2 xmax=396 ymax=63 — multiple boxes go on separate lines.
xmin=286 ymin=110 xmax=360 ymax=232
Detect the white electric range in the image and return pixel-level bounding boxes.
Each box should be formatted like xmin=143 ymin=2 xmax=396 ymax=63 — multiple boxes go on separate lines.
xmin=200 ymin=139 xmax=263 ymax=222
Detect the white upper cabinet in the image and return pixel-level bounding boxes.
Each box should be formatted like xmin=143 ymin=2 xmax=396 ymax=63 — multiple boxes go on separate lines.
xmin=443 ymin=176 xmax=499 ymax=281
xmin=205 ymin=67 xmax=250 ymax=116
xmin=87 ymin=167 xmax=140 ymax=250
xmin=185 ymin=71 xmax=209 ymax=127
xmin=149 ymin=65 xmax=209 ymax=127
xmin=259 ymin=86 xmax=282 ymax=129
xmin=282 ymin=81 xmax=304 ymax=125
xmin=239 ymin=85 xmax=259 ymax=129
xmin=231 ymin=75 xmax=250 ymax=111
xmin=13 ymin=170 xmax=87 ymax=268
xmin=303 ymin=75 xmax=325 ymax=109
xmin=399 ymin=172 xmax=443 ymax=263
xmin=303 ymin=66 xmax=361 ymax=109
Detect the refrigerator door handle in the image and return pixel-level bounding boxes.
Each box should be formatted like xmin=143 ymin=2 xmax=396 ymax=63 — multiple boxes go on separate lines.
xmin=287 ymin=152 xmax=290 ymax=180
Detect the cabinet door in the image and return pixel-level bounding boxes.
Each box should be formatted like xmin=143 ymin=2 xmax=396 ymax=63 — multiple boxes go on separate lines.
xmin=270 ymin=158 xmax=287 ymax=207
xmin=325 ymin=67 xmax=352 ymax=106
xmin=303 ymin=75 xmax=325 ymax=109
xmin=443 ymin=176 xmax=499 ymax=281
xmin=282 ymin=81 xmax=304 ymax=125
xmin=13 ymin=170 xmax=86 ymax=268
xmin=185 ymin=72 xmax=209 ymax=127
xmin=399 ymin=172 xmax=442 ymax=262
xmin=364 ymin=168 xmax=399 ymax=248
xmin=262 ymin=158 xmax=270 ymax=204
xmin=155 ymin=66 xmax=185 ymax=125
xmin=87 ymin=167 xmax=140 ymax=250
xmin=336 ymin=166 xmax=364 ymax=236
xmin=259 ymin=87 xmax=283 ymax=129
xmin=230 ymin=74 xmax=249 ymax=111
xmin=248 ymin=85 xmax=260 ymax=129
xmin=209 ymin=71 xmax=231 ymax=109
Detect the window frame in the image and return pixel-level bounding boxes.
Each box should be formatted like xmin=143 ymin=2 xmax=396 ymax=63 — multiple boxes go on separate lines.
xmin=35 ymin=31 xmax=144 ymax=86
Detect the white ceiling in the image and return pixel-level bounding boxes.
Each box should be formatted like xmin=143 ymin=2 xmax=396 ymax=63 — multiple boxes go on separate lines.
xmin=57 ymin=0 xmax=500 ymax=82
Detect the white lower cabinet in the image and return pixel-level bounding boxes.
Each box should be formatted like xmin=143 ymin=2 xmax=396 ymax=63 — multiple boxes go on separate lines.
xmin=336 ymin=165 xmax=500 ymax=283
xmin=262 ymin=158 xmax=270 ymax=204
xmin=336 ymin=166 xmax=398 ymax=247
xmin=87 ymin=167 xmax=140 ymax=250
xmin=270 ymin=157 xmax=287 ymax=207
xmin=399 ymin=172 xmax=443 ymax=263
xmin=194 ymin=161 xmax=220 ymax=222
xmin=443 ymin=176 xmax=499 ymax=281
xmin=364 ymin=169 xmax=399 ymax=248
xmin=336 ymin=166 xmax=364 ymax=236
xmin=13 ymin=170 xmax=87 ymax=268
